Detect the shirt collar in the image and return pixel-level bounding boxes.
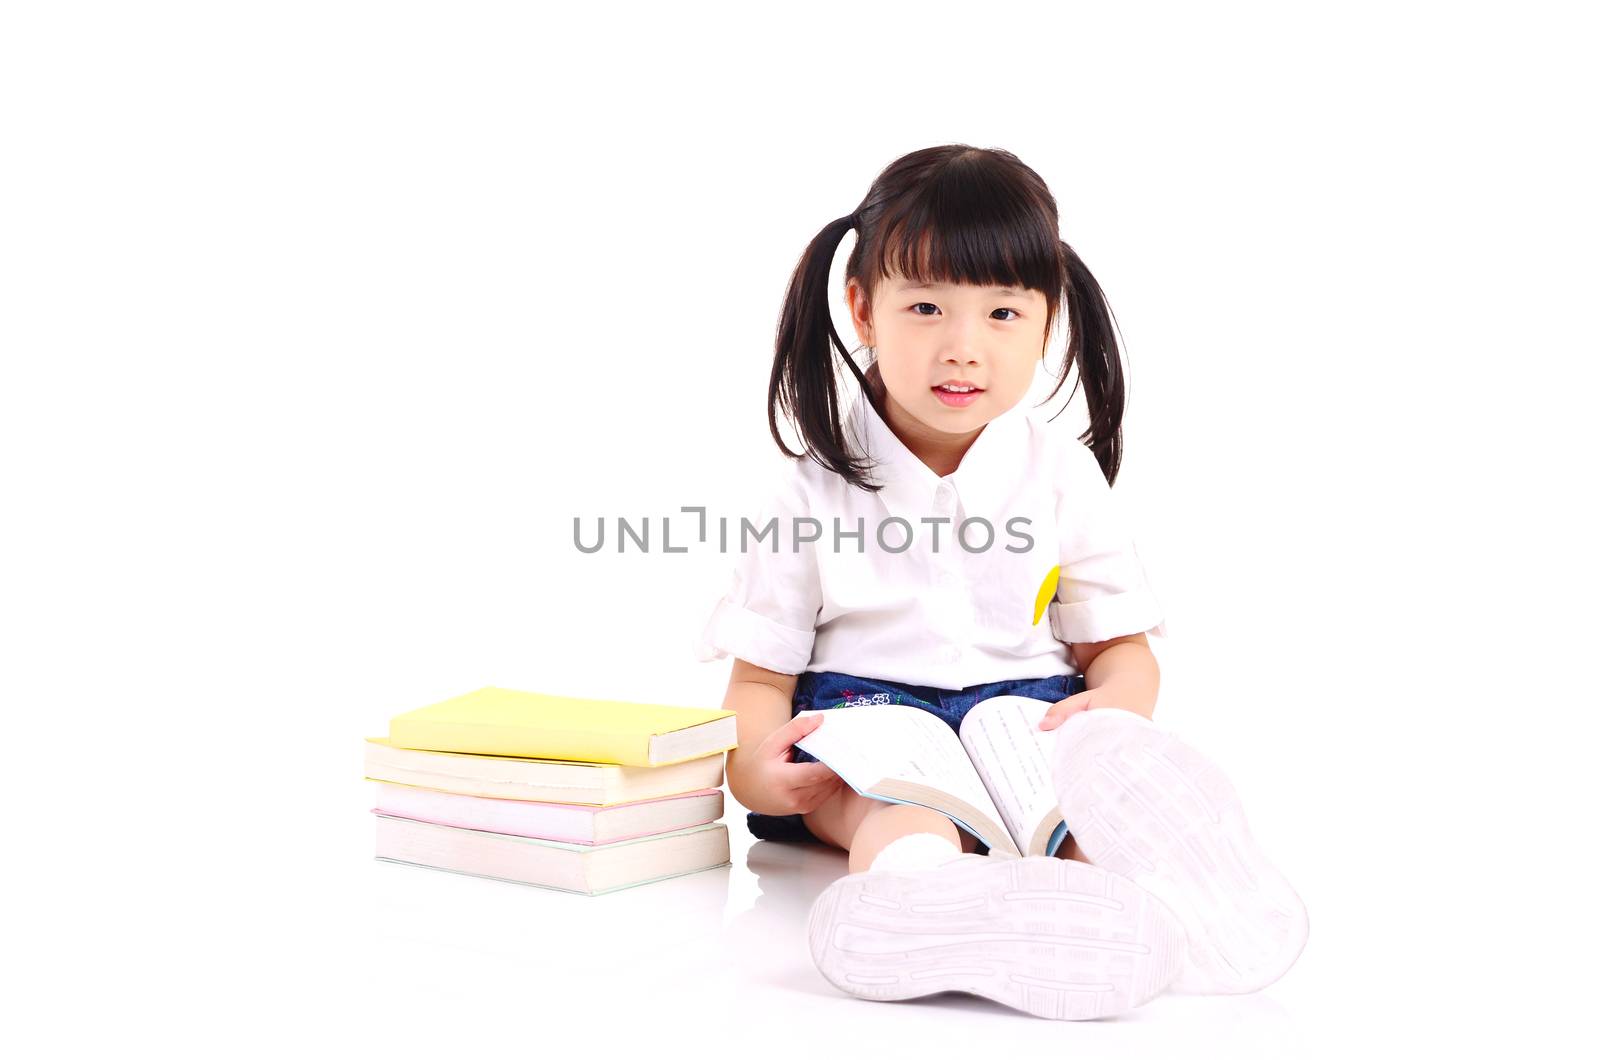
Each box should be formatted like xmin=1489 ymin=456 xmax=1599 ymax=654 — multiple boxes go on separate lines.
xmin=847 ymin=391 xmax=1031 ymax=525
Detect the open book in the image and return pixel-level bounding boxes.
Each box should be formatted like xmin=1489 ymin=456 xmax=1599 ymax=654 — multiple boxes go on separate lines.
xmin=793 ymin=695 xmax=1070 ymax=859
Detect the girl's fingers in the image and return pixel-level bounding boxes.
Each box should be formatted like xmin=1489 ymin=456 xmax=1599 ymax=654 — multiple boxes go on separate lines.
xmin=789 ymin=762 xmax=840 ymax=785
xmin=777 ymin=711 xmax=825 ymax=746
xmin=797 ymin=775 xmax=845 ymax=812
xmin=793 ymin=771 xmax=844 ymax=797
xmin=794 ymin=772 xmax=844 ymax=798
xmin=1040 ymin=693 xmax=1090 ymax=729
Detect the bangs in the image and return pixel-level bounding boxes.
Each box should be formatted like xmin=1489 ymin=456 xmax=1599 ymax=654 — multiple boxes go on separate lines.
xmin=866 ymin=175 xmax=1065 ymax=300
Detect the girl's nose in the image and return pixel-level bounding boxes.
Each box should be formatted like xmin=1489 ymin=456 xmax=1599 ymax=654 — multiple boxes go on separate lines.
xmin=940 ymin=319 xmax=987 ymax=365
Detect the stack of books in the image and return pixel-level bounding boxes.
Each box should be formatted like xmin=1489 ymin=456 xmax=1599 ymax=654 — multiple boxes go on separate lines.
xmin=364 ymin=686 xmax=738 ymax=895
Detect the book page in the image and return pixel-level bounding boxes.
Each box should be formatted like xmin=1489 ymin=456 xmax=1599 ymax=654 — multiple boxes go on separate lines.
xmin=956 ymin=695 xmax=1066 ymax=856
xmin=794 ymin=705 xmax=1009 ymax=851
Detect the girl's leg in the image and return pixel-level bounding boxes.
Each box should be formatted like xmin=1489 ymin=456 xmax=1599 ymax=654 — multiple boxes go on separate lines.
xmin=804 ymin=785 xmax=979 ymax=871
xmin=846 ymin=803 xmax=974 ymax=874
xmin=1054 ymin=833 xmax=1091 ymax=863
xmin=804 ymin=784 xmax=1185 ymax=1020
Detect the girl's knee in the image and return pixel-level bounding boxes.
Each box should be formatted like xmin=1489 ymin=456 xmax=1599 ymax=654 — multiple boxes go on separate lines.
xmin=852 ymin=801 xmax=961 ymax=847
xmin=805 ymin=790 xmax=972 ymax=853
xmin=802 ymin=783 xmax=874 ymax=849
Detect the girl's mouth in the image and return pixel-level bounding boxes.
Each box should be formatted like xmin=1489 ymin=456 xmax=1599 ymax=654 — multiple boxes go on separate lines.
xmin=932 ymin=384 xmax=983 ymax=408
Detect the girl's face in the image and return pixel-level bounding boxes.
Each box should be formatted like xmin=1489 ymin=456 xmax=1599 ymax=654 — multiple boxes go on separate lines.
xmin=848 ymin=274 xmax=1049 ymax=439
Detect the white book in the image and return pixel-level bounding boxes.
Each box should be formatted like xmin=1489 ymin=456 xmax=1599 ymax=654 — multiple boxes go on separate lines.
xmin=370 ymin=782 xmax=725 ymax=845
xmin=794 ymin=695 xmax=1071 ymax=859
xmin=363 ymin=738 xmax=725 ymax=805
xmin=374 ymin=816 xmax=731 ymax=896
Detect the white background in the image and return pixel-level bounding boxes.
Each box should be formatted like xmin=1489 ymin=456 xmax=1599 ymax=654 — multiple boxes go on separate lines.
xmin=4 ymin=1 xmax=1596 ymax=1055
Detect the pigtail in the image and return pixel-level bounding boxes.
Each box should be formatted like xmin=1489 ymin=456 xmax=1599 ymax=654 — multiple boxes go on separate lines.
xmin=1057 ymin=240 xmax=1129 ymax=486
xmin=768 ymin=214 xmax=880 ymax=491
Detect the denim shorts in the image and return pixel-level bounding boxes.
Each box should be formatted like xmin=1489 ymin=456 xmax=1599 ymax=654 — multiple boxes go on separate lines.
xmin=745 ymin=669 xmax=1088 ymax=855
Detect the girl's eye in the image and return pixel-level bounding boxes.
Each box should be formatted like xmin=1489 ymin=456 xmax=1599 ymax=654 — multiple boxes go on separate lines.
xmin=909 ymin=303 xmax=1023 ymax=320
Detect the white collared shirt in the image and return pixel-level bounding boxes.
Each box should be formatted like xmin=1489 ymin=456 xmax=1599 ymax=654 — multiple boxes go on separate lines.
xmin=694 ymin=392 xmax=1167 ymax=686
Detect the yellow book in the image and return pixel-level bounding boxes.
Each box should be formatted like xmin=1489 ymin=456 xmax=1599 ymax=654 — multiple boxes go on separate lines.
xmin=387 ymin=686 xmax=738 ymax=767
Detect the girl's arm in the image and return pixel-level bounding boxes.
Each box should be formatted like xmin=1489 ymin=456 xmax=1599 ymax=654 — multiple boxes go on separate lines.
xmin=1041 ymin=435 xmax=1166 ymax=730
xmin=1038 ymin=632 xmax=1160 ymax=729
xmin=723 ymin=659 xmax=798 ymax=797
xmin=722 ymin=658 xmax=844 ymax=815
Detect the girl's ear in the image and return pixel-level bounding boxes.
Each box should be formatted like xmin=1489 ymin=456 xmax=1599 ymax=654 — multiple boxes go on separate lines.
xmin=845 ymin=278 xmax=874 ymax=347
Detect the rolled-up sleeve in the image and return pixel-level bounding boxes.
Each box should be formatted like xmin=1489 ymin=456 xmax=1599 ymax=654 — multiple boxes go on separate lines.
xmin=1047 ymin=439 xmax=1169 ymax=645
xmin=694 ymin=461 xmax=823 ymax=674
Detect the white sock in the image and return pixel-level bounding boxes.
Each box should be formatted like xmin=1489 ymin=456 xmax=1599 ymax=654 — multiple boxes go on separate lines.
xmin=868 ymin=832 xmax=964 ymax=873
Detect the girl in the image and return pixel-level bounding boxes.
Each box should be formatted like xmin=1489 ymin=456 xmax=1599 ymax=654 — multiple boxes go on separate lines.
xmin=697 ymin=145 xmax=1307 ymax=1021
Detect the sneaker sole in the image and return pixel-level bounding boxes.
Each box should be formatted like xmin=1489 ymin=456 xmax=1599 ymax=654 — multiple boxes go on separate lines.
xmin=806 ymin=855 xmax=1184 ymax=1020
xmin=1053 ymin=710 xmax=1309 ymax=994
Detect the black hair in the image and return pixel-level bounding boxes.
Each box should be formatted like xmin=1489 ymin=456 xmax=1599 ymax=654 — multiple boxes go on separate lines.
xmin=767 ymin=144 xmax=1133 ymax=488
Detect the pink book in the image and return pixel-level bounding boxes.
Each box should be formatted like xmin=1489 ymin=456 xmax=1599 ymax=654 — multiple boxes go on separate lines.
xmin=370 ymin=782 xmax=723 ymax=845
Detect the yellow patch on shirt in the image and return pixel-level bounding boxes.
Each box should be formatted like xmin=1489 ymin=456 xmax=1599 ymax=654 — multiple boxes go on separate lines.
xmin=1032 ymin=565 xmax=1061 ymax=626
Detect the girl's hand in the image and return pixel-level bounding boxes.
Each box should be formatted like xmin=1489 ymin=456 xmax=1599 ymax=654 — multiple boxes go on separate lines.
xmin=742 ymin=713 xmax=846 ymax=816
xmin=1038 ymin=688 xmax=1154 ymax=730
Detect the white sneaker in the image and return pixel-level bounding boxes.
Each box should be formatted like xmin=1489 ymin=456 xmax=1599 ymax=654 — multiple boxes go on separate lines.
xmin=806 ymin=852 xmax=1185 ymax=1020
xmin=1052 ymin=709 xmax=1310 ymax=994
